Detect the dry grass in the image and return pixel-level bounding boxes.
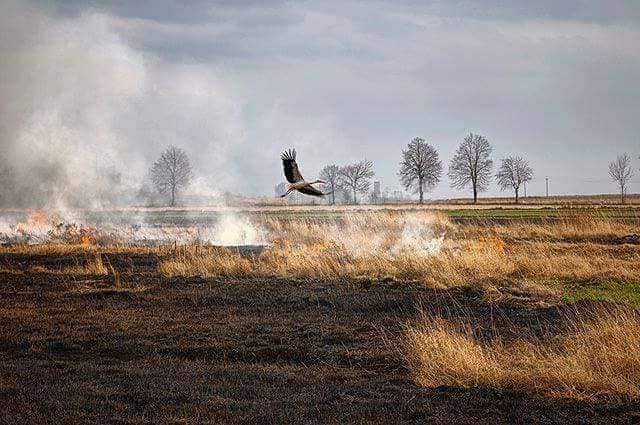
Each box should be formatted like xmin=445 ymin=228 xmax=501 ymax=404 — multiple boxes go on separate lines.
xmin=56 ymin=254 xmax=109 ymax=275
xmin=458 ymin=215 xmax=637 ymax=243
xmin=159 ymin=248 xmax=252 ymax=278
xmin=2 ymin=209 xmax=639 ymax=421
xmin=156 ymin=212 xmax=640 ymax=290
xmin=405 ymin=307 xmax=640 ymax=401
xmin=0 ymin=243 xmax=158 ymax=255
xmin=3 ymin=211 xmax=639 ymax=289
xmin=19 ymin=253 xmax=110 ymax=275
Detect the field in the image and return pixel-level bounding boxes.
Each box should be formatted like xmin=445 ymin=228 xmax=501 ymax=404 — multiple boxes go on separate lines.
xmin=1 ymin=206 xmax=640 ymax=423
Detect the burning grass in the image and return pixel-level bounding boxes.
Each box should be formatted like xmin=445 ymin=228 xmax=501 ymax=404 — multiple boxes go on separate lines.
xmin=2 ymin=210 xmax=639 ymax=294
xmin=2 ymin=209 xmax=640 ymax=421
xmin=157 ymin=212 xmax=640 ymax=292
xmin=404 ymin=306 xmax=640 ymax=401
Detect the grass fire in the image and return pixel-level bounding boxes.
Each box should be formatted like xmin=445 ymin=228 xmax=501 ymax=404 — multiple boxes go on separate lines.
xmin=3 ymin=0 xmax=640 ymax=422
xmin=1 ymin=206 xmax=640 ymax=423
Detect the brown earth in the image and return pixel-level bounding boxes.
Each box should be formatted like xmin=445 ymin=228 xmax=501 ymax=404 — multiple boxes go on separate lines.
xmin=1 ymin=252 xmax=639 ymax=424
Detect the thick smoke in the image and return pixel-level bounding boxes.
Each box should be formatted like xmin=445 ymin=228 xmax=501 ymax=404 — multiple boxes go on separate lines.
xmin=0 ymin=1 xmax=244 ymax=209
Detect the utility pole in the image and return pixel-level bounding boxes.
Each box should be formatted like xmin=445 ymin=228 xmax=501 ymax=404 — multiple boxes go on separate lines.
xmin=545 ymin=177 xmax=549 ymax=197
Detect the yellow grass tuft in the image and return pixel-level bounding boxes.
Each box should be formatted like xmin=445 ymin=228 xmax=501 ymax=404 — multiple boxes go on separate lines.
xmin=82 ymin=253 xmax=109 ymax=275
xmin=159 ymin=248 xmax=252 ymax=278
xmin=405 ymin=307 xmax=640 ymax=401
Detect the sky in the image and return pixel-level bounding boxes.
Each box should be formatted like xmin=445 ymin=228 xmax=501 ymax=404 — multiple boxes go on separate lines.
xmin=1 ymin=0 xmax=639 ymax=207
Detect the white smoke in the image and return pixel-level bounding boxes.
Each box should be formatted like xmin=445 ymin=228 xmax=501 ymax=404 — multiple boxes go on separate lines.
xmin=0 ymin=1 xmax=246 ymax=209
xmin=200 ymin=215 xmax=267 ymax=246
xmin=390 ymin=215 xmax=445 ymax=256
xmin=321 ymin=213 xmax=446 ymax=258
xmin=0 ymin=4 xmax=146 ymax=208
xmin=0 ymin=210 xmax=268 ymax=247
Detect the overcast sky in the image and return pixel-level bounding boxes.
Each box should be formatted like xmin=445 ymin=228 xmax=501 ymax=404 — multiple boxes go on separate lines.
xmin=2 ymin=0 xmax=640 ymax=205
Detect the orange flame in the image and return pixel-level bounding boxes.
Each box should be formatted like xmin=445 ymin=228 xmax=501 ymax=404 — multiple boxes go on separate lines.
xmin=81 ymin=235 xmax=91 ymax=246
xmin=27 ymin=210 xmax=57 ymax=227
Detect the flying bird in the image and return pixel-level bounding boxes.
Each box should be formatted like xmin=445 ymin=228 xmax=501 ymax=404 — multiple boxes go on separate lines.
xmin=280 ymin=148 xmax=330 ymax=197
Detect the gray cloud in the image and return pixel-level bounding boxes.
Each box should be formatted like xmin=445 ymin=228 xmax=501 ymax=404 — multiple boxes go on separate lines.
xmin=2 ymin=0 xmax=640 ymax=207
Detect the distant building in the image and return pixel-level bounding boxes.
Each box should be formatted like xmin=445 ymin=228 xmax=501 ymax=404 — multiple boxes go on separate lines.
xmin=373 ymin=181 xmax=381 ymax=201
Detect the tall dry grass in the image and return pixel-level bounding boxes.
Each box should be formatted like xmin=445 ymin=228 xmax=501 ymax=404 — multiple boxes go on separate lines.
xmin=3 ymin=211 xmax=638 ymax=287
xmin=457 ymin=214 xmax=637 ymax=243
xmin=45 ymin=253 xmax=109 ymax=275
xmin=159 ymin=248 xmax=252 ymax=278
xmin=158 ymin=212 xmax=640 ymax=288
xmin=405 ymin=307 xmax=640 ymax=401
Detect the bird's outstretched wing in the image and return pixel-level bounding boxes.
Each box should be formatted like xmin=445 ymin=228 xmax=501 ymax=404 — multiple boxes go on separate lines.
xmin=298 ymin=186 xmax=329 ymax=197
xmin=281 ymin=148 xmax=304 ymax=183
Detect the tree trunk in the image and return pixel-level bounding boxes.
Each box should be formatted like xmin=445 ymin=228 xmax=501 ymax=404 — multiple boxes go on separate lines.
xmin=331 ymin=188 xmax=335 ymax=205
xmin=418 ymin=178 xmax=424 ymax=204
xmin=621 ymin=186 xmax=625 ymax=205
xmin=353 ymin=187 xmax=357 ymax=205
xmin=515 ymin=187 xmax=519 ymax=204
xmin=171 ymin=185 xmax=176 ymax=207
xmin=473 ymin=184 xmax=478 ymax=204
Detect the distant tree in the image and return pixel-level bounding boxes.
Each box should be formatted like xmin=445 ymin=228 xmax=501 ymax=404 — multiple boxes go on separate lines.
xmin=398 ymin=137 xmax=442 ymax=204
xmin=150 ymin=145 xmax=193 ymax=207
xmin=609 ymin=153 xmax=633 ymax=204
xmin=319 ymin=164 xmax=341 ymax=205
xmin=448 ymin=133 xmax=493 ymax=203
xmin=495 ymin=156 xmax=534 ymax=204
xmin=340 ymin=188 xmax=353 ymax=204
xmin=339 ymin=160 xmax=374 ymax=204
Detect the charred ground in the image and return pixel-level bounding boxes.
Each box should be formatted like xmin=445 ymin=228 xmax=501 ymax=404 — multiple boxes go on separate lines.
xmin=1 ymin=209 xmax=640 ymax=423
xmin=0 ymin=248 xmax=638 ymax=424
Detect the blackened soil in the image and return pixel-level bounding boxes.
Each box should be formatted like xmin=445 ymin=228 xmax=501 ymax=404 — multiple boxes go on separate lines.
xmin=0 ymin=253 xmax=638 ymax=424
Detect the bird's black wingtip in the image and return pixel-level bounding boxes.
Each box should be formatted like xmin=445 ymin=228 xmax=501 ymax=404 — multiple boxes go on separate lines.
xmin=280 ymin=148 xmax=296 ymax=161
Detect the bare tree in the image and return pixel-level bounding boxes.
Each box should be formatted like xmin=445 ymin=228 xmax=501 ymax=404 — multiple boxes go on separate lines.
xmin=609 ymin=153 xmax=633 ymax=204
xmin=495 ymin=156 xmax=533 ymax=204
xmin=448 ymin=133 xmax=493 ymax=203
xmin=150 ymin=145 xmax=193 ymax=207
xmin=398 ymin=137 xmax=442 ymax=204
xmin=339 ymin=160 xmax=374 ymax=204
xmin=340 ymin=188 xmax=353 ymax=204
xmin=319 ymin=164 xmax=341 ymax=205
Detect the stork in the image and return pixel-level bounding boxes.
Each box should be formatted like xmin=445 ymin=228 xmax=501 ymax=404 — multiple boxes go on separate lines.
xmin=280 ymin=149 xmax=331 ymax=197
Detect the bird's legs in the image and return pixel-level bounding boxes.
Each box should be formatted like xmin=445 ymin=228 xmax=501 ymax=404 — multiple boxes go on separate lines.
xmin=309 ymin=179 xmax=327 ymax=185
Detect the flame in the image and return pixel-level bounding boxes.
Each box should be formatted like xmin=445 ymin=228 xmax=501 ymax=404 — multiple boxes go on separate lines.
xmin=27 ymin=210 xmax=57 ymax=227
xmin=14 ymin=210 xmax=58 ymax=238
xmin=81 ymin=235 xmax=91 ymax=246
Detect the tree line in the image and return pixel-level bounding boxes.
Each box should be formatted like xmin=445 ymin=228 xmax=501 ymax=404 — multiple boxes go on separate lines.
xmin=319 ymin=133 xmax=534 ymax=205
xmin=320 ymin=134 xmax=638 ymax=205
xmin=318 ymin=160 xmax=375 ymax=205
xmin=149 ymin=139 xmax=637 ymax=207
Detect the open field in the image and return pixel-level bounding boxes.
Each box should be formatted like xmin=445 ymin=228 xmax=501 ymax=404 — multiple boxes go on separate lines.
xmin=1 ymin=209 xmax=640 ymax=423
xmin=3 ymin=198 xmax=640 ymax=228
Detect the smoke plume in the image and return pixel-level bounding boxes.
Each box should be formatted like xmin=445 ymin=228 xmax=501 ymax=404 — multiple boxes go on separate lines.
xmin=0 ymin=0 xmax=244 ymax=209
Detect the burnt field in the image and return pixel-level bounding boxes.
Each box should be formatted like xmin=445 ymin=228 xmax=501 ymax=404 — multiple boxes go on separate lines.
xmin=1 ymin=210 xmax=640 ymax=423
